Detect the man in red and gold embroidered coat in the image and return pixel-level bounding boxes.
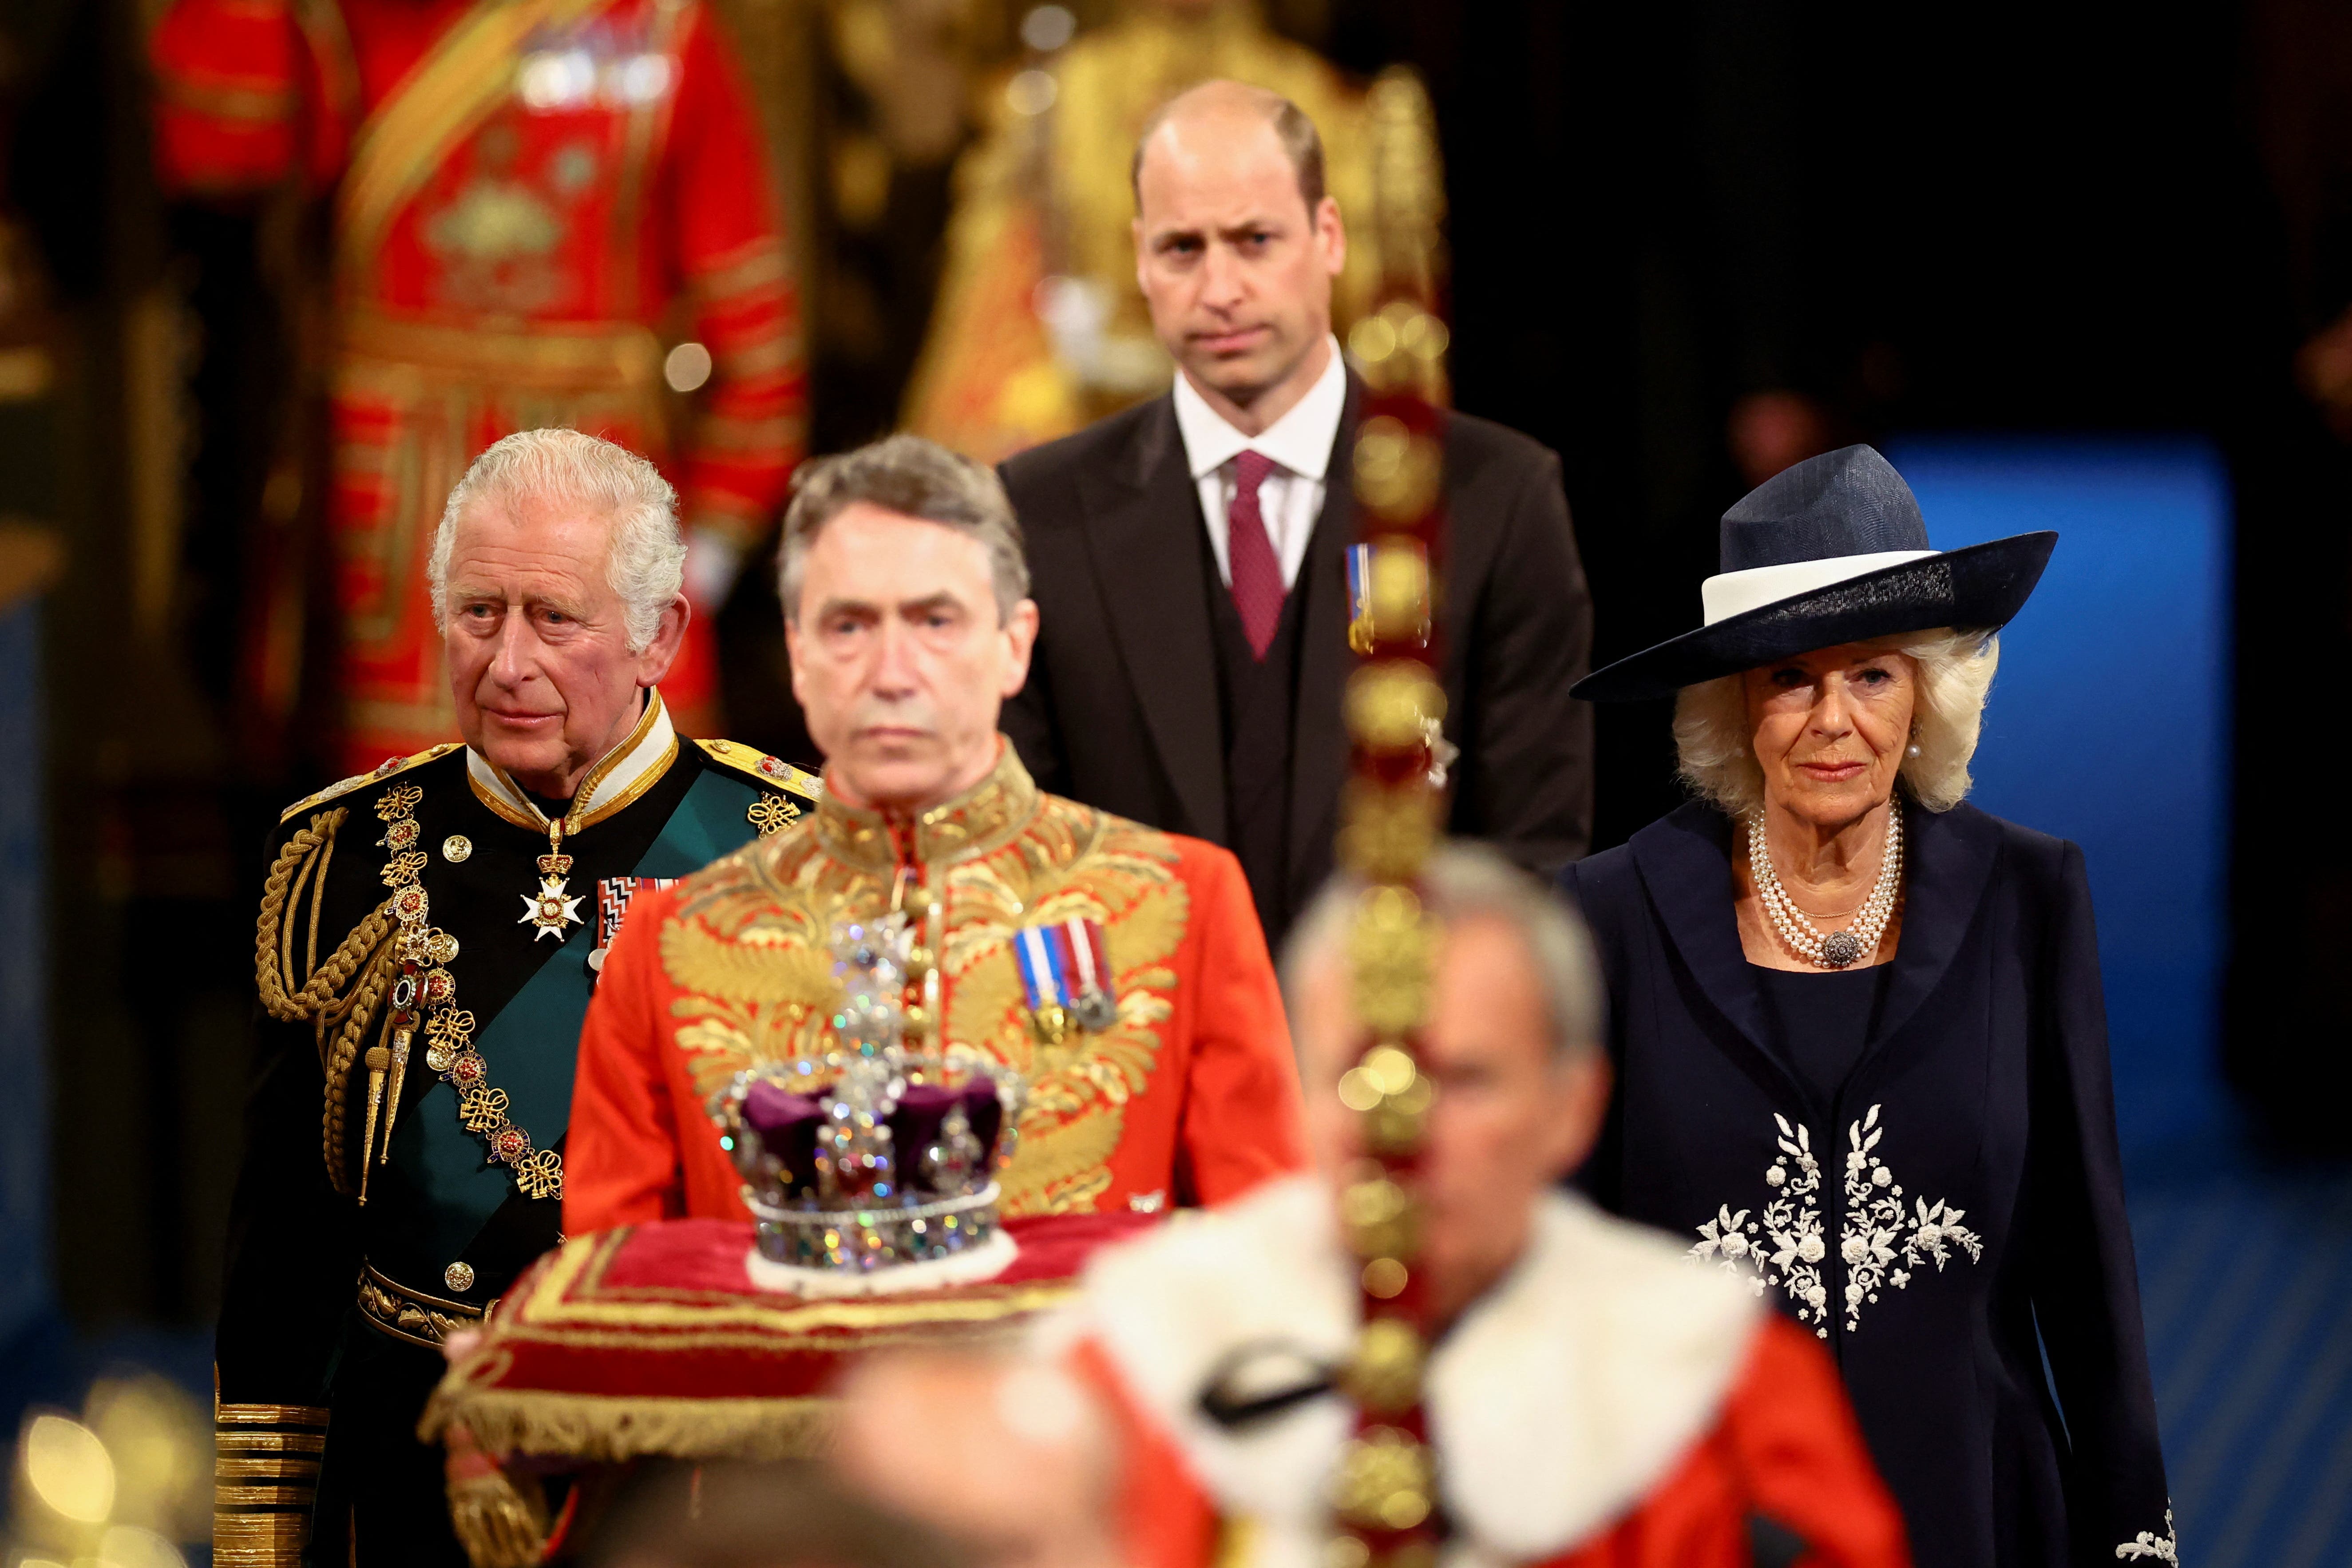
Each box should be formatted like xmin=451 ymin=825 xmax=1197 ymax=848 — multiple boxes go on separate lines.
xmin=1057 ymin=843 xmax=1914 ymax=1568
xmin=566 ymin=433 xmax=1307 ymax=1234
xmin=150 ymin=0 xmax=805 ymax=768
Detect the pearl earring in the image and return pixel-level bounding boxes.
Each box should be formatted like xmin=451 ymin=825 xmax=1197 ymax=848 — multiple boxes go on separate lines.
xmin=1907 ymin=742 xmax=1922 ymax=758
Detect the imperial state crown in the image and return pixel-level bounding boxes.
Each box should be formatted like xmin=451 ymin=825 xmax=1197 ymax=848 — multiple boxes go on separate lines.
xmin=708 ymin=901 xmax=1025 ymax=1295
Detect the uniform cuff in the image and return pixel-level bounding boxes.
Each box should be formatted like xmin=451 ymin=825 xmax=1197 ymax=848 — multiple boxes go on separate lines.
xmin=214 ymin=1401 xmax=329 ymax=1567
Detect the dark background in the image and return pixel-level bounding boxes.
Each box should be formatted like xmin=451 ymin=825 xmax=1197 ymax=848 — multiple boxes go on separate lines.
xmin=0 ymin=0 xmax=2344 ymax=1350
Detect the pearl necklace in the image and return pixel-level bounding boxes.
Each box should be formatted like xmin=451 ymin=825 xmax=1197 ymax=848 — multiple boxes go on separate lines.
xmin=1746 ymin=801 xmax=1903 ymax=969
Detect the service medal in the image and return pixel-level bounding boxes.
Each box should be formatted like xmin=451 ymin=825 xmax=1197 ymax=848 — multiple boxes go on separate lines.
xmin=1015 ymin=917 xmax=1118 ymax=1041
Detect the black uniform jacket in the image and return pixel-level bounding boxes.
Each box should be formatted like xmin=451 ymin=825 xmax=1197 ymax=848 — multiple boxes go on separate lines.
xmin=216 ymin=708 xmax=815 ymax=1567
xmin=998 ymin=378 xmax=1595 ymax=941
xmin=1560 ymin=799 xmax=2173 ymax=1568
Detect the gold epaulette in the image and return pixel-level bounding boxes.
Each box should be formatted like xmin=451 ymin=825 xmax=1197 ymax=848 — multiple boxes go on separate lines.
xmin=694 ymin=738 xmax=823 ymax=801
xmin=277 ymin=741 xmax=464 ymax=824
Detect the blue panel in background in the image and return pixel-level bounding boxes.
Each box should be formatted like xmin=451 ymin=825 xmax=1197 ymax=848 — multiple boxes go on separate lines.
xmin=1885 ymin=438 xmax=2233 ymax=1158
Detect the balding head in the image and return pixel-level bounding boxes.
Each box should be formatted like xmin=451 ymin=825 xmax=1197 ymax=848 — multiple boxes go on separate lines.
xmin=1131 ymin=79 xmax=1325 ymax=218
xmin=1129 ymin=80 xmax=1346 ymax=434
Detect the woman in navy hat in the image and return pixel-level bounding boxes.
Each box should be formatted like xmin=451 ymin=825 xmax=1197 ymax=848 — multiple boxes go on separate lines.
xmin=1560 ymin=446 xmax=2172 ymax=1567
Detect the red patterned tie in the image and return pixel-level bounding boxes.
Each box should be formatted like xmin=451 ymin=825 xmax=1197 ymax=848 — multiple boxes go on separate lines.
xmin=1226 ymin=449 xmax=1284 ymax=660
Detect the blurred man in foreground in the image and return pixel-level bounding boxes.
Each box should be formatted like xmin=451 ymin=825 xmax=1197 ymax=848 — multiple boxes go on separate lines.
xmin=587 ymin=1461 xmax=965 ymax=1568
xmin=565 ymin=434 xmax=1306 ymax=1232
xmin=833 ymin=1354 xmax=1123 ymax=1568
xmin=999 ymin=83 xmax=1592 ymax=954
xmin=1060 ymin=845 xmax=1911 ymax=1568
xmin=221 ymin=430 xmax=816 ymax=1568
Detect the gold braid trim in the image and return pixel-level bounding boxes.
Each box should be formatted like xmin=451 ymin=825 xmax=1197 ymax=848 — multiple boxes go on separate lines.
xmin=213 ymin=1402 xmax=325 ymax=1568
xmin=254 ymin=808 xmax=398 ymax=1025
xmin=217 ymin=1431 xmax=329 ymax=1453
xmin=420 ymin=1388 xmax=835 ymax=1464
xmin=216 ymin=1457 xmax=324 ymax=1479
xmin=216 ymin=1401 xmax=330 ymax=1427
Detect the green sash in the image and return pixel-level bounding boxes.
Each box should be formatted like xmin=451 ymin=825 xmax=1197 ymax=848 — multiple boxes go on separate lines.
xmin=398 ymin=769 xmax=754 ymax=1261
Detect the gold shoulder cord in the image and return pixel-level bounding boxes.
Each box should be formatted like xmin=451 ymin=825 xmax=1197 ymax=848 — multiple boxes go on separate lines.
xmin=253 ymin=805 xmax=403 ymax=1195
xmin=214 ymin=1391 xmax=329 ymax=1568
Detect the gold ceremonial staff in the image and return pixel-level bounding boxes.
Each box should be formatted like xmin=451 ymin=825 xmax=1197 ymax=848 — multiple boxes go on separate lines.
xmin=1325 ymin=65 xmax=1453 ymax=1568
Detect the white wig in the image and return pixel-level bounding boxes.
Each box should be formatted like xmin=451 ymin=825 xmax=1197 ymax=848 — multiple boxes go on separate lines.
xmin=428 ymin=428 xmax=685 ymax=653
xmin=1672 ymin=628 xmax=2001 ymax=817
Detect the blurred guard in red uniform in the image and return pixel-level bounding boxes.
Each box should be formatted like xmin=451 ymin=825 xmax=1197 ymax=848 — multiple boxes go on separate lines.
xmin=150 ymin=0 xmax=805 ymax=769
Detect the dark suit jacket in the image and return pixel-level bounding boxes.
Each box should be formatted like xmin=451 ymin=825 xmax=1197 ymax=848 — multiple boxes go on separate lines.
xmin=998 ymin=380 xmax=1593 ymax=943
xmin=1560 ymin=800 xmax=2171 ymax=1568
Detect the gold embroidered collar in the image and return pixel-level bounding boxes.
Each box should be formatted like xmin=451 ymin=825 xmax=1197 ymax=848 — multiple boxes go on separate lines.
xmin=466 ymin=688 xmax=680 ymax=833
xmin=813 ymin=740 xmax=1041 ymax=873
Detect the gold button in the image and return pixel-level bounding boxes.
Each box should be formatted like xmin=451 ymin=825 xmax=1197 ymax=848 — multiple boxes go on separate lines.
xmin=442 ymin=835 xmax=473 ymax=863
xmin=444 ymin=1262 xmax=475 ymax=1293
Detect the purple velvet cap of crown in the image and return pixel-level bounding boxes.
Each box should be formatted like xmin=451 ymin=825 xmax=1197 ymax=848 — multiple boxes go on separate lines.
xmin=742 ymin=1081 xmax=825 ymax=1197
xmin=888 ymin=1081 xmax=1003 ymax=1177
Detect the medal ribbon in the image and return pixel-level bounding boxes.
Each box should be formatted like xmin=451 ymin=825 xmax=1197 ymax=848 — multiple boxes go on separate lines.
xmin=1346 ymin=543 xmax=1377 ymax=656
xmin=1057 ymin=917 xmax=1111 ymax=1005
xmin=1014 ymin=924 xmax=1069 ymax=1012
xmin=596 ymin=875 xmax=681 ymax=952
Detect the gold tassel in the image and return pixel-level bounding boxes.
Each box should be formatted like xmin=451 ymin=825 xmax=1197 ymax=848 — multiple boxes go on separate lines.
xmin=358 ymin=1045 xmax=389 ymax=1204
xmin=380 ymin=1026 xmax=412 ymax=1164
xmin=442 ymin=1421 xmax=550 ymax=1568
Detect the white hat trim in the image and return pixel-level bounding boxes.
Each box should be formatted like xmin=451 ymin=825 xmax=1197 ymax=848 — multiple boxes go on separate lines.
xmin=1701 ymin=549 xmax=1939 ymax=626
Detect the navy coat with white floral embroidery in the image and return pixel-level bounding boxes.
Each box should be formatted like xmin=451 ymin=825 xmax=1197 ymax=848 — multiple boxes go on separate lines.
xmin=1559 ymin=799 xmax=2173 ymax=1568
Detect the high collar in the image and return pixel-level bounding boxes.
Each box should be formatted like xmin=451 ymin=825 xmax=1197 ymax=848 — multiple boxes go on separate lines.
xmin=1171 ymin=334 xmax=1348 ymax=484
xmin=1072 ymin=1174 xmax=1758 ymax=1564
xmin=466 ymin=689 xmax=678 ymax=834
xmin=812 ymin=738 xmax=1041 ymax=874
xmin=1627 ymin=795 xmax=2005 ymax=1100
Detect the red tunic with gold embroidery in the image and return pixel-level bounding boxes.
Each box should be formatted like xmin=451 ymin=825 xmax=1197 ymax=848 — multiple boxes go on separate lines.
xmin=151 ymin=0 xmax=805 ymax=768
xmin=565 ymin=744 xmax=1310 ymax=1233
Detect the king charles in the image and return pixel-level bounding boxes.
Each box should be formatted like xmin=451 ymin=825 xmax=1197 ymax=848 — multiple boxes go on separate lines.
xmin=566 ymin=435 xmax=1308 ymax=1231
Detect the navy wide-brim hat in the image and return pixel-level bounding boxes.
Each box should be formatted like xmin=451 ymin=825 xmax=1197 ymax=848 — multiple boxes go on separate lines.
xmin=1572 ymin=444 xmax=2057 ymax=703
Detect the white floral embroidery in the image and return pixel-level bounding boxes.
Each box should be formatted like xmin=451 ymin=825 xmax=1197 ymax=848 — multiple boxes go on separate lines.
xmin=1691 ymin=1105 xmax=1983 ymax=1336
xmin=1690 ymin=1113 xmax=1833 ymax=1336
xmin=2114 ymin=1506 xmax=2177 ymax=1563
xmin=1837 ymin=1103 xmax=1984 ymax=1330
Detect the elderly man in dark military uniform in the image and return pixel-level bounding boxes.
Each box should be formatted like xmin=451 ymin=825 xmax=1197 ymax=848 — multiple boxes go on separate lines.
xmin=214 ymin=430 xmax=818 ymax=1568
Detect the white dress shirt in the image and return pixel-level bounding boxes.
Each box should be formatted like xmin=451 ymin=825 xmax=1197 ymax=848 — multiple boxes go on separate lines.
xmin=1171 ymin=336 xmax=1348 ymax=591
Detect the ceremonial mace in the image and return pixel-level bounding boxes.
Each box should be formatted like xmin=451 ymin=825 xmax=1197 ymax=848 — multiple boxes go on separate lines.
xmin=1326 ymin=66 xmax=1453 ymax=1568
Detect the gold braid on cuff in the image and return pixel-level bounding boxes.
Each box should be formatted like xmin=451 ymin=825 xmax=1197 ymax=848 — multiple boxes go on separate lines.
xmin=214 ymin=1403 xmax=329 ymax=1568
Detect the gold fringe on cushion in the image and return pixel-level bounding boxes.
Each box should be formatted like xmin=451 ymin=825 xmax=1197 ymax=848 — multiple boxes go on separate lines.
xmin=421 ymin=1388 xmax=838 ymax=1463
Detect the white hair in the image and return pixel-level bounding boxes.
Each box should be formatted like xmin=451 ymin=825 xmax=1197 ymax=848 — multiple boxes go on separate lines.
xmin=1281 ymin=841 xmax=1604 ymax=1065
xmin=1672 ymin=627 xmax=2001 ymax=817
xmin=428 ymin=428 xmax=686 ymax=653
